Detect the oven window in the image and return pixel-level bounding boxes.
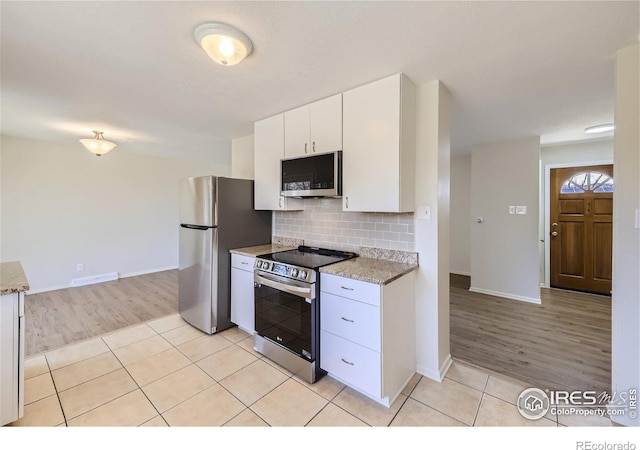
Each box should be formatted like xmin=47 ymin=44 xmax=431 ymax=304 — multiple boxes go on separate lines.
xmin=255 ymin=283 xmax=312 ymax=359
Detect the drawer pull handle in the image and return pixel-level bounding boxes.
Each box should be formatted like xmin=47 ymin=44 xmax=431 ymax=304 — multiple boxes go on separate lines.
xmin=341 ymin=316 xmax=354 ymax=323
xmin=341 ymin=286 xmax=354 ymax=291
xmin=341 ymin=358 xmax=354 ymax=366
xmin=241 ymin=262 xmax=248 ymax=265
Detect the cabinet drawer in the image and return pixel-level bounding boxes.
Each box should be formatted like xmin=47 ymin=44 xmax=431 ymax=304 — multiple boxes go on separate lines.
xmin=320 ymin=292 xmax=380 ymax=351
xmin=321 ymin=331 xmax=380 ymax=398
xmin=231 ymin=254 xmax=255 ymax=270
xmin=320 ymin=273 xmax=380 ymax=306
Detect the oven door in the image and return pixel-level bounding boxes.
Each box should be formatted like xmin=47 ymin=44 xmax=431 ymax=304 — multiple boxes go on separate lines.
xmin=254 ymin=271 xmax=316 ymax=360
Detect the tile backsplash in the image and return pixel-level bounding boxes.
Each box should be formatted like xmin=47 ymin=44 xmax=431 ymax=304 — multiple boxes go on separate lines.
xmin=274 ymin=198 xmax=415 ymax=253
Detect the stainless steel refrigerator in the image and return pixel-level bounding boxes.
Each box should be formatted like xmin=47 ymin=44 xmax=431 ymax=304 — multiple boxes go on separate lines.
xmin=179 ymin=176 xmax=271 ymax=334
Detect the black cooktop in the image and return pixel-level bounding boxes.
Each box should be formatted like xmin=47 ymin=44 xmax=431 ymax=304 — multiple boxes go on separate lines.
xmin=258 ymin=246 xmax=357 ymax=269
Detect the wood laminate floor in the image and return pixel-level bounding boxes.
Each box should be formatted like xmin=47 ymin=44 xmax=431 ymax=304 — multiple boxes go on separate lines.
xmin=25 ymin=270 xmax=178 ymax=356
xmin=450 ymin=274 xmax=611 ymax=396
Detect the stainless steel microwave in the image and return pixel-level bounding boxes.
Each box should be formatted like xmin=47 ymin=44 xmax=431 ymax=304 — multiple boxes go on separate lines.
xmin=281 ymin=151 xmax=342 ymax=198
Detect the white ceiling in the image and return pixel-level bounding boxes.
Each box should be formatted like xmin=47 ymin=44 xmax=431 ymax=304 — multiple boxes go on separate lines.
xmin=1 ymin=1 xmax=638 ymax=162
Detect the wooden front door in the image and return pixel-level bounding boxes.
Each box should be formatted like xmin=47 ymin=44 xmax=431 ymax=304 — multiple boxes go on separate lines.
xmin=550 ymin=165 xmax=613 ymax=295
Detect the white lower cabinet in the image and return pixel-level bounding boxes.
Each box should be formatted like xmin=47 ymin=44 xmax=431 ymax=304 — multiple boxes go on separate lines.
xmin=230 ymin=254 xmax=255 ymax=334
xmin=320 ymin=272 xmax=415 ymax=407
xmin=0 ymin=291 xmax=24 ymax=426
xmin=320 ymin=330 xmax=381 ymax=398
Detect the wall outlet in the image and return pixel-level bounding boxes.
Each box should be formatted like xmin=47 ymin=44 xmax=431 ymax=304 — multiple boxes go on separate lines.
xmin=77 ymin=264 xmax=84 ymax=272
xmin=509 ymin=206 xmax=516 ymax=215
xmin=417 ymin=206 xmax=431 ymax=220
xmin=515 ymin=206 xmax=527 ymax=215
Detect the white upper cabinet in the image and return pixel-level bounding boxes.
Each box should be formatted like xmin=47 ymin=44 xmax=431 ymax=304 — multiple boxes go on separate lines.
xmin=342 ymin=73 xmax=416 ymax=213
xmin=284 ymin=94 xmax=342 ymax=158
xmin=254 ymin=114 xmax=304 ymax=211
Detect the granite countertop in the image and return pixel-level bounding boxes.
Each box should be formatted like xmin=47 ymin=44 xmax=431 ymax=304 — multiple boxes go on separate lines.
xmin=230 ymin=236 xmax=304 ymax=257
xmin=320 ymin=257 xmax=418 ymax=285
xmin=320 ymin=246 xmax=418 ymax=285
xmin=0 ymin=261 xmax=30 ymax=295
xmin=230 ymin=243 xmax=297 ymax=258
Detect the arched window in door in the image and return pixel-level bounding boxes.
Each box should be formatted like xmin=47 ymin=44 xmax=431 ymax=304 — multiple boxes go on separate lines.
xmin=560 ymin=171 xmax=614 ymax=194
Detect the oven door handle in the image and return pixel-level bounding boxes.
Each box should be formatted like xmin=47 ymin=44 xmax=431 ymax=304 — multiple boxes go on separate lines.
xmin=255 ymin=273 xmax=314 ymax=300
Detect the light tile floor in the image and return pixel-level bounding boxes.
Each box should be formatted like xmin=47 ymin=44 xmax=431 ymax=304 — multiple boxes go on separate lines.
xmin=8 ymin=314 xmax=614 ymax=427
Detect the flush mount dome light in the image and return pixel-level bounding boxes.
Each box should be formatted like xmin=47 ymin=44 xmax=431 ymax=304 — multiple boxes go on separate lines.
xmin=585 ymin=123 xmax=615 ymax=134
xmin=194 ymin=22 xmax=253 ymax=66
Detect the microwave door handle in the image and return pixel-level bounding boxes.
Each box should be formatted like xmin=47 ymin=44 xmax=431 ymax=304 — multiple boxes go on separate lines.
xmin=255 ymin=274 xmax=312 ymax=299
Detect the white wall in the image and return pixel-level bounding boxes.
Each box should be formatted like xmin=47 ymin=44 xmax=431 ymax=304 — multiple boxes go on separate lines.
xmin=414 ymin=80 xmax=451 ymax=381
xmin=450 ymin=154 xmax=471 ymax=276
xmin=231 ymin=135 xmax=254 ymax=180
xmin=539 ymin=139 xmax=614 ymax=286
xmin=611 ymin=44 xmax=639 ymax=427
xmin=470 ymin=136 xmax=540 ymax=303
xmin=0 ymin=134 xmax=230 ymax=293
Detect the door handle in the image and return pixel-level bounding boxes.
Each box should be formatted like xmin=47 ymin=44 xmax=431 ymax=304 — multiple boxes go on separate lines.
xmin=552 ymin=222 xmax=558 ymax=228
xmin=304 ymin=143 xmax=308 ymax=154
xmin=551 ymin=231 xmax=558 ymax=237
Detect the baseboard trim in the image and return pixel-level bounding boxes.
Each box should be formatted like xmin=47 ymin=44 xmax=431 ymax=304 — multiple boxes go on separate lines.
xmin=71 ymin=272 xmax=118 ymax=287
xmin=26 ymin=266 xmax=178 ymax=295
xmin=120 ymin=266 xmax=178 ymax=279
xmin=450 ymin=270 xmax=471 ymax=277
xmin=416 ymin=353 xmax=453 ymax=382
xmin=469 ymin=287 xmax=541 ymax=304
xmin=26 ymin=283 xmax=73 ymax=295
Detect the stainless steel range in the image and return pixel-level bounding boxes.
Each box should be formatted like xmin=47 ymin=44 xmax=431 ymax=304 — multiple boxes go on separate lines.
xmin=253 ymin=246 xmax=357 ymax=383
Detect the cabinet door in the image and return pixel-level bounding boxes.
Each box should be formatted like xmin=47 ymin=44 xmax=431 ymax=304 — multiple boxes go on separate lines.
xmin=309 ymin=94 xmax=342 ymax=154
xmin=254 ymin=114 xmax=303 ymax=211
xmin=0 ymin=292 xmax=20 ymax=426
xmin=284 ymin=105 xmax=310 ymax=158
xmin=320 ymin=292 xmax=380 ymax=351
xmin=321 ymin=330 xmax=381 ymax=398
xmin=254 ymin=114 xmax=284 ymax=210
xmin=342 ymin=74 xmax=404 ymax=212
xmin=231 ymin=266 xmax=255 ymax=333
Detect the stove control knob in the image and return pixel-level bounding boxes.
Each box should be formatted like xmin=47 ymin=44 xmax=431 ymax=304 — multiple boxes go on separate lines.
xmin=262 ymin=262 xmax=271 ymax=270
xmin=299 ymin=270 xmax=307 ymax=279
xmin=291 ymin=268 xmax=299 ymax=277
xmin=256 ymin=261 xmax=263 ymax=268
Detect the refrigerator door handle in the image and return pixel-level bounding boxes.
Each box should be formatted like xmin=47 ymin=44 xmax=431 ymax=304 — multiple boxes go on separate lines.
xmin=180 ymin=224 xmax=215 ymax=230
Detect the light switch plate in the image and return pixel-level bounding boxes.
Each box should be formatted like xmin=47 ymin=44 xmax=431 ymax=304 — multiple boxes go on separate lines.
xmin=515 ymin=206 xmax=527 ymax=215
xmin=509 ymin=206 xmax=515 ymax=215
xmin=417 ymin=206 xmax=431 ymax=220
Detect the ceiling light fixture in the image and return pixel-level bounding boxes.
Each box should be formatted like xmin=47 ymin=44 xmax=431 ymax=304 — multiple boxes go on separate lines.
xmin=585 ymin=123 xmax=615 ymax=134
xmin=194 ymin=22 xmax=253 ymax=66
xmin=79 ymin=130 xmax=117 ymax=156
